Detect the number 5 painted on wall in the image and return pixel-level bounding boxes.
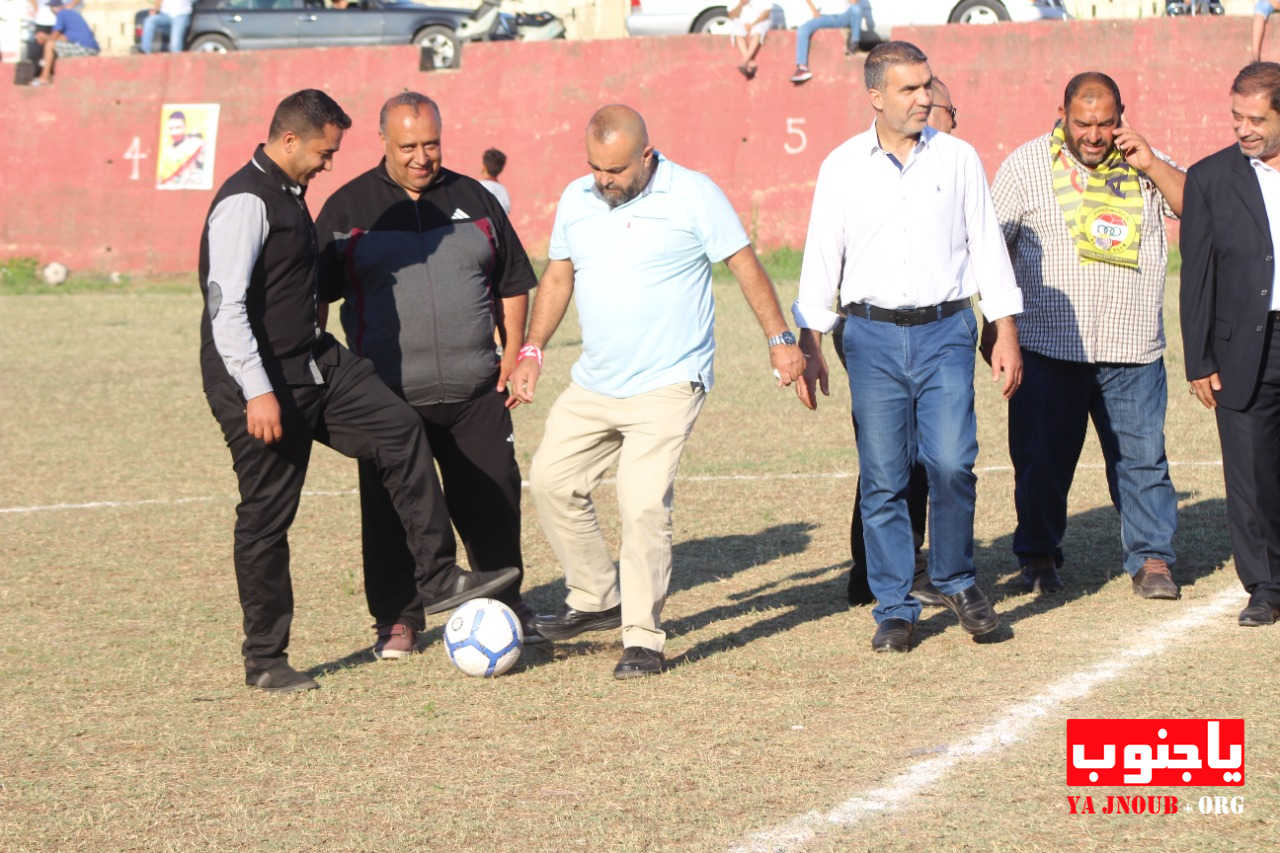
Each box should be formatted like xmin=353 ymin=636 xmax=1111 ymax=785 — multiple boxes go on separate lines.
xmin=124 ymin=136 xmax=148 ymax=181
xmin=784 ymin=117 xmax=807 ymax=154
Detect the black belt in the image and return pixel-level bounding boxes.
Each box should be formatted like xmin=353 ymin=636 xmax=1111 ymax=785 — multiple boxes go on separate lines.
xmin=847 ymin=298 xmax=970 ymax=327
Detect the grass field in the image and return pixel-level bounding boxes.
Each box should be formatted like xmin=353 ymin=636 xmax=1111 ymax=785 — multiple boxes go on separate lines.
xmin=1 ymin=263 xmax=1274 ymax=852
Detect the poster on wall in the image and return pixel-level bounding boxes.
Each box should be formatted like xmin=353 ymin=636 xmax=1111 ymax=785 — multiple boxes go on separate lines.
xmin=156 ymin=103 xmax=220 ymax=190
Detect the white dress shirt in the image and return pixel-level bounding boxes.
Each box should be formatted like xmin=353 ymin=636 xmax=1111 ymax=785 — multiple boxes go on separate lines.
xmin=793 ymin=123 xmax=1022 ymax=334
xmin=1250 ymin=158 xmax=1280 ymax=312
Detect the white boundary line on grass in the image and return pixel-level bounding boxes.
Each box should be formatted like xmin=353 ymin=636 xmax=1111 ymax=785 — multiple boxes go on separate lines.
xmin=728 ymin=584 xmax=1243 ymax=853
xmin=0 ymin=460 xmax=1224 ymax=516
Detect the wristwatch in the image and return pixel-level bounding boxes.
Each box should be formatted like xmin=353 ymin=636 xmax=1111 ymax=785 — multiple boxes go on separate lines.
xmin=767 ymin=330 xmax=797 ymax=347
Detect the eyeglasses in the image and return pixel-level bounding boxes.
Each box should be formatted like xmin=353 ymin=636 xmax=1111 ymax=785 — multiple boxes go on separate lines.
xmin=930 ymin=104 xmax=958 ymax=123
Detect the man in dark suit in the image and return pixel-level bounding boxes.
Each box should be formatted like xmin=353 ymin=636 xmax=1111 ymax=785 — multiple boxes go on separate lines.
xmin=1180 ymin=62 xmax=1280 ymax=627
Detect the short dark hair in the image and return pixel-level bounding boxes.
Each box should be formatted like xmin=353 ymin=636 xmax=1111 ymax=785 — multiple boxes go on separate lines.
xmin=482 ymin=148 xmax=507 ymax=177
xmin=379 ymin=91 xmax=441 ymax=133
xmin=267 ymin=89 xmax=351 ymax=142
xmin=167 ymin=110 xmax=186 ymax=122
xmin=1232 ymin=62 xmax=1280 ymax=114
xmin=1063 ymin=71 xmax=1123 ymax=112
xmin=864 ymin=41 xmax=928 ymax=91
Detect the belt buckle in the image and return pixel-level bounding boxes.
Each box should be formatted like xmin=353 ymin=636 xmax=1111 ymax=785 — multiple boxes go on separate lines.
xmin=893 ymin=307 xmax=921 ymax=326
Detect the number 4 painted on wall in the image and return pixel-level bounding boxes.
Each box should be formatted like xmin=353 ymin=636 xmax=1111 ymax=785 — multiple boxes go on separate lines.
xmin=124 ymin=136 xmax=149 ymax=181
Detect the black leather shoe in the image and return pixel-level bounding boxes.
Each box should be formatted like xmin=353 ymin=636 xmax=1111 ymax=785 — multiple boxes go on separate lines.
xmin=938 ymin=583 xmax=1001 ymax=636
xmin=1017 ymin=556 xmax=1064 ymax=594
xmin=423 ymin=566 xmax=521 ymax=615
xmin=1239 ymin=597 xmax=1280 ymax=627
xmin=511 ymin=601 xmax=548 ymax=645
xmin=871 ymin=618 xmax=914 ymax=652
xmin=534 ymin=604 xmax=622 ymax=641
xmin=911 ymin=570 xmax=945 ymax=607
xmin=245 ymin=661 xmax=318 ymax=693
xmin=613 ymin=646 xmax=664 ymax=679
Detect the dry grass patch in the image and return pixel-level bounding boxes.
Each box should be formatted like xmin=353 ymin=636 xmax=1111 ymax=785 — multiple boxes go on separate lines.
xmin=1 ymin=273 xmax=1269 ymax=852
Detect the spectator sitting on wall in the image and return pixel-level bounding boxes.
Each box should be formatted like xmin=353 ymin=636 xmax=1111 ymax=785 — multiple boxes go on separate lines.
xmin=479 ymin=148 xmax=511 ymax=214
xmin=32 ymin=0 xmax=98 ymax=86
xmin=791 ymin=0 xmax=867 ymax=84
xmin=1254 ymin=0 xmax=1280 ymax=62
xmin=25 ymin=0 xmax=81 ymax=64
xmin=728 ymin=0 xmax=772 ymax=80
xmin=141 ymin=0 xmax=194 ymax=54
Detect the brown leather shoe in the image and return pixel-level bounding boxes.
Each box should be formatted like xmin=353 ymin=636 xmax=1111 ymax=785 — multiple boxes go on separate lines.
xmin=373 ymin=623 xmax=417 ymax=660
xmin=1132 ymin=558 xmax=1180 ymax=600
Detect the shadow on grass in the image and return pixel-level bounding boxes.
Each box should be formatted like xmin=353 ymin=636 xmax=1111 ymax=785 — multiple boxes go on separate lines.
xmin=516 ymin=522 xmax=818 ymax=613
xmin=306 ymin=628 xmax=445 ymax=678
xmin=957 ymin=493 xmax=1233 ymax=633
xmin=513 ymin=522 xmax=821 ymax=672
xmin=663 ymin=494 xmax=1234 ymax=664
xmin=665 ymin=562 xmax=849 ymax=667
xmin=310 ymin=496 xmax=1233 ymax=674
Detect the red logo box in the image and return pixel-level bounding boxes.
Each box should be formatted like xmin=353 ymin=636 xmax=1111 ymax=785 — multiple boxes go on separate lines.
xmin=1067 ymin=719 xmax=1244 ymax=786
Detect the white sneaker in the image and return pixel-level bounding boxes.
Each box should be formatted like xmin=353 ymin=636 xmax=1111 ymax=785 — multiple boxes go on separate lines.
xmin=790 ymin=67 xmax=813 ymax=84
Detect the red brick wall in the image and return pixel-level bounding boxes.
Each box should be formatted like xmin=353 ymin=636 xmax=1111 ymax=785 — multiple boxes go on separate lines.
xmin=0 ymin=18 xmax=1252 ymax=273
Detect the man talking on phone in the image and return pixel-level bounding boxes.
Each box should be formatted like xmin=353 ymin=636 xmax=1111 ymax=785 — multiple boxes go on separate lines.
xmin=989 ymin=72 xmax=1186 ymax=600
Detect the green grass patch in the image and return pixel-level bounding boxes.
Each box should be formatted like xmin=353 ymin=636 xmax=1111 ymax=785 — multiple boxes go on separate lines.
xmin=0 ymin=257 xmax=194 ymax=295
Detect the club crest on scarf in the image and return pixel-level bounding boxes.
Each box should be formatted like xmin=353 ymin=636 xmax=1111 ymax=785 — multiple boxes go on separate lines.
xmin=1050 ymin=122 xmax=1143 ymax=270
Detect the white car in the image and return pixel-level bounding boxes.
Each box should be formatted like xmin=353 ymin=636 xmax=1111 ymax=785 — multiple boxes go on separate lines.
xmin=625 ymin=0 xmax=1070 ymax=39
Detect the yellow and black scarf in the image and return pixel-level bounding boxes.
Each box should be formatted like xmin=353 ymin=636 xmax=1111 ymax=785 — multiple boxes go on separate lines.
xmin=1049 ymin=122 xmax=1143 ymax=270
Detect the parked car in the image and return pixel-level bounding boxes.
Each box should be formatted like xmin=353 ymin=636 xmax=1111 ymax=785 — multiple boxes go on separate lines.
xmin=133 ymin=0 xmax=476 ymax=67
xmin=625 ymin=0 xmax=1069 ymax=40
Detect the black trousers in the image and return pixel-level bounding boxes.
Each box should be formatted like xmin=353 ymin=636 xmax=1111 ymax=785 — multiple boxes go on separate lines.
xmin=1215 ymin=314 xmax=1280 ymax=605
xmin=833 ymin=317 xmax=929 ymax=604
xmin=206 ymin=341 xmax=456 ymax=669
xmin=360 ymin=388 xmax=524 ymax=630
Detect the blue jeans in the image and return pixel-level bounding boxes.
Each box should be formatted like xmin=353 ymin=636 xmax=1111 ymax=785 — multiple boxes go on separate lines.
xmin=795 ymin=4 xmax=864 ymax=67
xmin=843 ymin=308 xmax=981 ymax=623
xmin=1009 ymin=350 xmax=1177 ymax=575
xmin=141 ymin=12 xmax=190 ymax=54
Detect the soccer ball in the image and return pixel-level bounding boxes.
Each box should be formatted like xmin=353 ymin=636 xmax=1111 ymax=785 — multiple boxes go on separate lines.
xmin=41 ymin=262 xmax=68 ymax=286
xmin=443 ymin=598 xmax=523 ymax=677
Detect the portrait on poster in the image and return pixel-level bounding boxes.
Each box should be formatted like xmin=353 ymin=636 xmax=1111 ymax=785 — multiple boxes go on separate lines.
xmin=156 ymin=104 xmax=219 ymax=190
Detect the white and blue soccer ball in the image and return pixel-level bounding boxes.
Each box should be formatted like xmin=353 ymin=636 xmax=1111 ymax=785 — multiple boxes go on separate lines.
xmin=443 ymin=598 xmax=523 ymax=677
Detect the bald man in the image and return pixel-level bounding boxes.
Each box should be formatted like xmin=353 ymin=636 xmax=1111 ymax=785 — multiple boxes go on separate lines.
xmin=928 ymin=78 xmax=957 ymax=134
xmin=510 ymin=105 xmax=806 ymax=679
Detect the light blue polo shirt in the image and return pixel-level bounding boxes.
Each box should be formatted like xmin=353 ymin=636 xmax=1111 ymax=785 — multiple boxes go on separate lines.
xmin=548 ymin=153 xmax=749 ymax=398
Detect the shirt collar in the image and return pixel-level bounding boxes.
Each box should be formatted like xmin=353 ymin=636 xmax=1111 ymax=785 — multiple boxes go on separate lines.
xmin=1250 ymin=156 xmax=1280 ymax=176
xmin=866 ymin=121 xmax=935 ymax=165
xmin=585 ymin=150 xmax=669 ymax=205
xmin=252 ymin=144 xmax=304 ymax=197
xmin=374 ymin=158 xmax=450 ymax=196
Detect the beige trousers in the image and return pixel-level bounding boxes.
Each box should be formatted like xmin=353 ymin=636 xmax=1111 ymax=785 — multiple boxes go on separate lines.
xmin=529 ymin=381 xmax=706 ymax=652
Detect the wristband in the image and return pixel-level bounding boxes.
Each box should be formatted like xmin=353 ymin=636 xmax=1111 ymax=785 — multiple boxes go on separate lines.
xmin=517 ymin=344 xmax=543 ymax=367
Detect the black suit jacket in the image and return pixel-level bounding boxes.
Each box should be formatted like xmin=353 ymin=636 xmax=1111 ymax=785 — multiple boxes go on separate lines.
xmin=1180 ymin=144 xmax=1279 ymax=411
